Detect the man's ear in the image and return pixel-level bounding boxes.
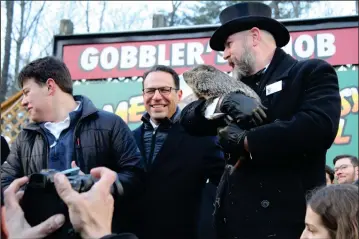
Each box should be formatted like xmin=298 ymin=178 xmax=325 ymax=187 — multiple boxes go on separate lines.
xmin=177 ymin=89 xmax=183 ymax=101
xmin=46 ymin=78 xmax=56 ymax=96
xmin=249 ymin=27 xmax=261 ymax=47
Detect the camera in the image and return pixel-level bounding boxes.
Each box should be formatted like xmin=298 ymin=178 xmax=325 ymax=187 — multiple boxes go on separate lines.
xmin=20 ymin=168 xmax=123 ymax=239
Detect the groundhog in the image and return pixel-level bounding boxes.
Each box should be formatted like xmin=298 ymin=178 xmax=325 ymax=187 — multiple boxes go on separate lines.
xmin=183 ymin=64 xmax=262 ymax=104
xmin=183 ymin=64 xmax=266 ymax=170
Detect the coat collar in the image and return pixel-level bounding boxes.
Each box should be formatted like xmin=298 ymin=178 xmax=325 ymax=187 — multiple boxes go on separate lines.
xmin=24 ymin=95 xmax=98 ymax=131
xmin=141 ymin=107 xmax=181 ymax=130
xmin=263 ymin=48 xmax=297 ymax=84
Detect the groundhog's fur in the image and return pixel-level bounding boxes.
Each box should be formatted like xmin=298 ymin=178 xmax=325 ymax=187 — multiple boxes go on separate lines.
xmin=183 ymin=64 xmax=261 ymax=104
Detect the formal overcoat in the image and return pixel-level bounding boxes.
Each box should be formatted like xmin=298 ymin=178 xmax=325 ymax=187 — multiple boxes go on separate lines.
xmin=180 ymin=48 xmax=341 ymax=239
xmin=121 ymin=117 xmax=225 ymax=239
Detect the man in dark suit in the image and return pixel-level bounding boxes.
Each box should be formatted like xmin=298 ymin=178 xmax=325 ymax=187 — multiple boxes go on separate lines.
xmin=127 ymin=65 xmax=224 ymax=239
xmin=180 ymin=2 xmax=341 ymax=239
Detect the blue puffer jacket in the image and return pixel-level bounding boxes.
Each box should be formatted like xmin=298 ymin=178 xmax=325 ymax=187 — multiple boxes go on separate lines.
xmin=140 ymin=108 xmax=181 ymax=171
xmin=1 ymin=95 xmax=144 ymax=199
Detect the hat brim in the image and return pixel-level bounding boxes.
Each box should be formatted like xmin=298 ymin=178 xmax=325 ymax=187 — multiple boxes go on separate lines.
xmin=210 ymin=16 xmax=290 ymax=51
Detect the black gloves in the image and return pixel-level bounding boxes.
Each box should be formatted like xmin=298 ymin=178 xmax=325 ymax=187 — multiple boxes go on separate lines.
xmin=218 ymin=123 xmax=248 ymax=157
xmin=219 ymin=92 xmax=267 ymax=129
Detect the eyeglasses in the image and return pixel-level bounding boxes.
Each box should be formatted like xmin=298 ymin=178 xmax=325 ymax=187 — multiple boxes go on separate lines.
xmin=143 ymin=87 xmax=178 ymax=96
xmin=334 ymin=164 xmax=353 ymax=172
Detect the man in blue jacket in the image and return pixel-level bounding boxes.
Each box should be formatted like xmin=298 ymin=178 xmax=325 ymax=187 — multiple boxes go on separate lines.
xmin=1 ymin=56 xmax=144 ymax=233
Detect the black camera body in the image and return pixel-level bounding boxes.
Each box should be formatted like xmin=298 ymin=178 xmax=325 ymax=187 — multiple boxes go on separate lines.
xmin=20 ymin=169 xmax=122 ymax=239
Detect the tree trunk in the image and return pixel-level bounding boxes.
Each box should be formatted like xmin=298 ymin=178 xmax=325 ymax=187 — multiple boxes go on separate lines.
xmin=0 ymin=1 xmax=14 ymax=103
xmin=270 ymin=1 xmax=281 ymax=19
xmin=86 ymin=1 xmax=90 ymax=32
xmin=14 ymin=0 xmax=26 ymax=84
xmin=99 ymin=1 xmax=107 ymax=32
xmin=292 ymin=1 xmax=301 ymax=18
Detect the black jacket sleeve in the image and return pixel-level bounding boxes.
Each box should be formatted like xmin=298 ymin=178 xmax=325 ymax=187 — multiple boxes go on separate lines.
xmin=111 ymin=116 xmax=144 ymax=199
xmin=246 ymin=59 xmax=341 ymax=156
xmin=180 ymin=99 xmax=226 ymax=137
xmin=1 ymin=133 xmax=24 ymax=191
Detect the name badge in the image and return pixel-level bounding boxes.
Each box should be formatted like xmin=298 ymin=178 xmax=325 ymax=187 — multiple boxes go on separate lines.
xmin=266 ymin=81 xmax=282 ymax=96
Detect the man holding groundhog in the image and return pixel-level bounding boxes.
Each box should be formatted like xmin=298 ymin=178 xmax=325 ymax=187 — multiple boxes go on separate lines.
xmin=180 ymin=2 xmax=341 ymax=238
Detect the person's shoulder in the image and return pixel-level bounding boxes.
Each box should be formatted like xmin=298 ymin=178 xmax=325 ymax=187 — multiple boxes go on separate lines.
xmin=294 ymin=58 xmax=335 ymax=73
xmin=132 ymin=124 xmax=143 ymax=133
xmin=95 ymin=110 xmax=126 ymax=123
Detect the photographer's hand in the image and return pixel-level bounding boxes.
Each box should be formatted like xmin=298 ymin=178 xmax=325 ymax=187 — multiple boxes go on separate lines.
xmin=71 ymin=161 xmax=85 ymax=175
xmin=54 ymin=167 xmax=116 ymax=239
xmin=4 ymin=177 xmax=65 ymax=239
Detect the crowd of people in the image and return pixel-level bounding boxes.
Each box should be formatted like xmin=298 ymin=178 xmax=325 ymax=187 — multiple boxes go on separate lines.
xmin=1 ymin=2 xmax=358 ymax=239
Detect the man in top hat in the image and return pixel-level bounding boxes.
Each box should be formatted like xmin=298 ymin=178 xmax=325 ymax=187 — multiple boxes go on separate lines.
xmin=180 ymin=2 xmax=341 ymax=239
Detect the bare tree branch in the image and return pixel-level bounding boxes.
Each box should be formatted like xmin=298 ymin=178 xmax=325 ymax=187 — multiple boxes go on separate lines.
xmin=0 ymin=0 xmax=15 ymax=102
xmin=13 ymin=1 xmax=46 ymax=83
xmin=13 ymin=0 xmax=26 ymax=83
xmin=23 ymin=2 xmax=45 ymax=38
xmin=168 ymin=1 xmax=182 ymax=26
xmin=85 ymin=0 xmax=90 ymax=32
xmin=99 ymin=1 xmax=107 ymax=32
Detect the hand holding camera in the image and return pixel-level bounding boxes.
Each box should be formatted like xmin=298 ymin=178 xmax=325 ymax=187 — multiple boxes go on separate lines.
xmin=4 ymin=167 xmax=121 ymax=239
xmin=54 ymin=167 xmax=117 ymax=239
xmin=4 ymin=176 xmax=65 ymax=239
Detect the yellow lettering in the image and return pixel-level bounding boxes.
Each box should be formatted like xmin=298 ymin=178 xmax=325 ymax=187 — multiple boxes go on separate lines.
xmin=334 ymin=118 xmax=351 ymax=145
xmin=340 ymin=95 xmax=351 ymax=117
xmin=115 ymin=101 xmax=129 ymax=123
xmin=351 ymin=87 xmax=358 ymax=113
xmin=128 ymin=95 xmax=145 ymax=123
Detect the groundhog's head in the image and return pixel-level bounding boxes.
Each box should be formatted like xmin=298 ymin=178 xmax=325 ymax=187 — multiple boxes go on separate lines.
xmin=183 ymin=64 xmax=235 ymax=99
xmin=183 ymin=64 xmax=219 ymax=86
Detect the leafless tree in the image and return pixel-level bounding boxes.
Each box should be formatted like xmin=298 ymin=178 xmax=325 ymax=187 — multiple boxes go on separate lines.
xmin=85 ymin=0 xmax=90 ymax=32
xmin=0 ymin=0 xmax=15 ymax=103
xmin=107 ymin=3 xmax=148 ymax=31
xmin=99 ymin=1 xmax=107 ymax=32
xmin=13 ymin=1 xmax=45 ymax=85
xmin=168 ymin=1 xmax=182 ymax=27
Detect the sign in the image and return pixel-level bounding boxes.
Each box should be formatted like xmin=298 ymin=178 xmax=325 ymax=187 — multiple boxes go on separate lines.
xmin=327 ymin=70 xmax=358 ymax=166
xmin=64 ymin=27 xmax=358 ymax=80
xmin=73 ymin=69 xmax=358 ymax=165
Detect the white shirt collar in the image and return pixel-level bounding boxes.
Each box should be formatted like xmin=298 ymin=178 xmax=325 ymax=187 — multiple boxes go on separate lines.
xmin=263 ymin=63 xmax=270 ymax=73
xmin=149 ymin=118 xmax=159 ymax=130
xmin=44 ymin=101 xmax=81 ymax=140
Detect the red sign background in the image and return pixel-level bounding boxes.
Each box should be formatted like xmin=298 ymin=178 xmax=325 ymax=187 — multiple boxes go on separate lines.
xmin=63 ymin=27 xmax=358 ymax=80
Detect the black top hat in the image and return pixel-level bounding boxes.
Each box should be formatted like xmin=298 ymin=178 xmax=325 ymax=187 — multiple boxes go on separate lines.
xmin=209 ymin=2 xmax=290 ymax=51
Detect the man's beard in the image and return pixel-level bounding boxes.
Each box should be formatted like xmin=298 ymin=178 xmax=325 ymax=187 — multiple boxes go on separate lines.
xmin=232 ymin=45 xmax=256 ymax=81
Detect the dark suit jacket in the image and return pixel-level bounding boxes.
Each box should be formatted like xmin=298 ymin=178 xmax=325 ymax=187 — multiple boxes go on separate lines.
xmin=124 ymin=121 xmax=224 ymax=239
xmin=180 ymin=48 xmax=341 ymax=239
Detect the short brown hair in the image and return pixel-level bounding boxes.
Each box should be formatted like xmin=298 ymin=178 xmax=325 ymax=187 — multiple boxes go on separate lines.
xmin=18 ymin=56 xmax=73 ymax=95
xmin=333 ymin=154 xmax=358 ymax=166
xmin=307 ymin=184 xmax=358 ymax=239
xmin=142 ymin=65 xmax=180 ymax=89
